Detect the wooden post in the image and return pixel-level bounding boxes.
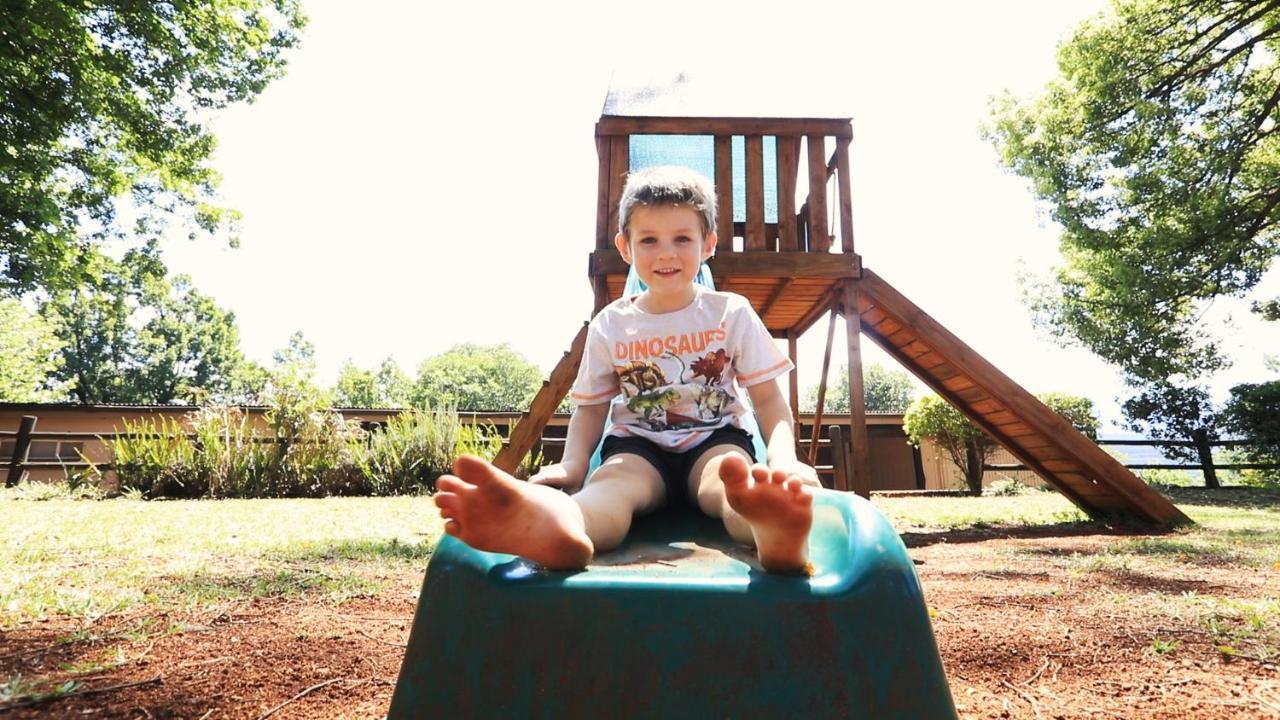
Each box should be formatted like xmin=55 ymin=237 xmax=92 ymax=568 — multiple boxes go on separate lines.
xmin=828 ymin=424 xmax=849 ymax=492
xmin=806 ymin=135 xmax=831 ymax=252
xmin=776 ymin=136 xmax=800 ymax=251
xmin=787 ymin=331 xmax=801 ymax=455
xmin=835 ymin=136 xmax=855 ymax=254
xmin=6 ymin=415 xmax=36 ymax=487
xmin=809 ymin=308 xmax=838 ymax=466
xmin=745 ymin=135 xmax=766 ymax=250
xmin=714 ymin=135 xmax=733 ymax=246
xmin=1192 ymin=428 xmax=1220 ymax=489
xmin=842 ymin=280 xmax=872 ymax=497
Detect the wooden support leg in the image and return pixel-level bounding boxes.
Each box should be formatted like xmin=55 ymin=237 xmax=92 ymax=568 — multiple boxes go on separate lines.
xmin=6 ymin=415 xmax=36 ymax=487
xmin=842 ymin=281 xmax=872 ymax=497
xmin=787 ymin=332 xmax=801 ymax=457
xmin=492 ymin=324 xmax=589 ymax=474
xmin=809 ymin=307 xmax=838 ymax=467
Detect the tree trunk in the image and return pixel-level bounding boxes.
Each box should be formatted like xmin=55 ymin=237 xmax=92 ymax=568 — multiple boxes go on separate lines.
xmin=1192 ymin=427 xmax=1220 ymax=489
xmin=964 ymin=442 xmax=984 ymax=495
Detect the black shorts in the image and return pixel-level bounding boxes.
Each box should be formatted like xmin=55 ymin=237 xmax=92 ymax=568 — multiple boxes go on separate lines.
xmin=598 ymin=426 xmax=757 ymax=507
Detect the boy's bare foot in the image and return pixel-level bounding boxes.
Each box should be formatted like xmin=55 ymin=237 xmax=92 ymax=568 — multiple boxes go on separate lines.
xmin=433 ymin=455 xmax=594 ymax=570
xmin=718 ymin=454 xmax=813 ymax=573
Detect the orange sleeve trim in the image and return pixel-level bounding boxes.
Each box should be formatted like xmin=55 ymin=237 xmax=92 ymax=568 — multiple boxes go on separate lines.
xmin=570 ymin=388 xmax=618 ymax=404
xmin=737 ymin=358 xmax=793 ymax=385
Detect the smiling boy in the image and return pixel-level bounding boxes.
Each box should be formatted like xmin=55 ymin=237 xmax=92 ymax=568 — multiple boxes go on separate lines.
xmin=434 ymin=166 xmax=820 ymax=572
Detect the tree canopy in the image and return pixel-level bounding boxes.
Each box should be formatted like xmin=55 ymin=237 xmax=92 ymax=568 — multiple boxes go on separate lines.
xmin=801 ymin=363 xmax=916 ymax=413
xmin=2 ymin=0 xmax=307 ymax=296
xmin=0 ymin=298 xmax=70 ymax=401
xmin=333 ymin=357 xmax=412 ymax=409
xmin=987 ymin=0 xmax=1280 ymax=435
xmin=412 ymin=344 xmax=545 ymax=412
xmin=44 ymin=266 xmax=266 ymax=404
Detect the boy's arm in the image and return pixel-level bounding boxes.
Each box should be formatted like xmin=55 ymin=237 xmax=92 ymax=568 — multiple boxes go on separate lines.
xmin=746 ymin=379 xmax=820 ymax=486
xmin=528 ymin=401 xmax=609 ymax=492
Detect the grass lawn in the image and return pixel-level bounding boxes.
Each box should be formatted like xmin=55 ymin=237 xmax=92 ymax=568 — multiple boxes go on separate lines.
xmin=1 ymin=491 xmax=443 ymax=630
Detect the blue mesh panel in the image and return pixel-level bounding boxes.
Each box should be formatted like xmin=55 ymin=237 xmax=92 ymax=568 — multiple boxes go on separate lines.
xmin=629 ymin=135 xmax=778 ymax=224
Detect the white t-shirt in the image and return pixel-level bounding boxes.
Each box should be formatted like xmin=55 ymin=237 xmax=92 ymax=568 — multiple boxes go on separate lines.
xmin=570 ymin=286 xmax=794 ymax=451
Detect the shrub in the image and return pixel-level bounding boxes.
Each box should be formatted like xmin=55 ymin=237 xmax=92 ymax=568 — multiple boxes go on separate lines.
xmin=110 ymin=416 xmax=205 ymax=498
xmin=903 ymin=395 xmax=996 ymax=495
xmin=1222 ymin=381 xmax=1280 ymax=487
xmin=354 ymin=407 xmax=504 ymax=495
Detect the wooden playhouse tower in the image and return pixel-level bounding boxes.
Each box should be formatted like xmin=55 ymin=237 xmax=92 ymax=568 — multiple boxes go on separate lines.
xmin=493 ymin=73 xmax=1187 ymax=525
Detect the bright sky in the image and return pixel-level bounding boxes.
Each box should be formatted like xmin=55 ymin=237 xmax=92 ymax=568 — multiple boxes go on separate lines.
xmin=159 ymin=0 xmax=1278 ymax=431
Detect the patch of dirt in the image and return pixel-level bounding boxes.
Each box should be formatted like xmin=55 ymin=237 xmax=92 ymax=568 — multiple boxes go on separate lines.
xmin=3 ymin=531 xmax=1278 ymax=719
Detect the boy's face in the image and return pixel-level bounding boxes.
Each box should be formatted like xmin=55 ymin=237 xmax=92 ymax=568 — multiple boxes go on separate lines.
xmin=615 ymin=204 xmax=718 ymax=299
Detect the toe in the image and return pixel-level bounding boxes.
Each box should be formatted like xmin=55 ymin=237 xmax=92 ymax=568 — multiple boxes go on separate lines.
xmin=718 ymin=454 xmax=751 ymax=490
xmin=435 ymin=475 xmax=469 ymax=494
xmin=750 ymin=463 xmax=771 ymax=485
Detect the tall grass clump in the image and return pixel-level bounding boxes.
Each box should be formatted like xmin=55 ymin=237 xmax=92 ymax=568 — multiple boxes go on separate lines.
xmin=354 ymin=407 xmax=502 ymax=494
xmin=111 ymin=416 xmax=205 ymax=498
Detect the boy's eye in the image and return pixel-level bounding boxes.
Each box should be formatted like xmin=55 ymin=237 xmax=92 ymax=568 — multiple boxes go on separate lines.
xmin=638 ymin=236 xmax=657 ymax=244
xmin=675 ymin=235 xmax=692 ymax=243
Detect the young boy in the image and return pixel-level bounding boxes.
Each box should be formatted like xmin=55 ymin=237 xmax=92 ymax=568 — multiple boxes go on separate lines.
xmin=434 ymin=166 xmax=820 ymax=573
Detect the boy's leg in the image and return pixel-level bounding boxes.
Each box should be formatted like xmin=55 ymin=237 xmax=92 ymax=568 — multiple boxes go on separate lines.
xmin=688 ymin=447 xmax=815 ymax=573
xmin=571 ymin=453 xmax=665 ymax=554
xmin=433 ymin=453 xmax=665 ymax=570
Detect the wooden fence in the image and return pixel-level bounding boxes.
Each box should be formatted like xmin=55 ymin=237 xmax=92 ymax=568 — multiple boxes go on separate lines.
xmin=985 ymin=435 xmax=1277 ymax=488
xmin=4 ymin=412 xmax=1275 ymax=489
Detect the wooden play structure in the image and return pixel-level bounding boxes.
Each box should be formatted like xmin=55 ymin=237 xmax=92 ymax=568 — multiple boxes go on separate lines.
xmin=492 ymin=74 xmax=1187 ymax=526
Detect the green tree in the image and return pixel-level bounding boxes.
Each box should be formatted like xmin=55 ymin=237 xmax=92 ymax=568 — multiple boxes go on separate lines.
xmin=2 ymin=1 xmax=307 ymax=297
xmin=42 ymin=262 xmax=262 ymax=404
xmin=0 ymin=298 xmax=71 ymax=401
xmin=903 ymin=395 xmax=998 ymax=495
xmin=413 ymin=343 xmax=545 ymax=412
xmin=987 ymin=0 xmax=1280 ymax=437
xmin=801 ymin=363 xmax=916 ymax=413
xmin=1037 ymin=392 xmax=1101 ymax=439
xmin=334 ymin=356 xmax=412 ymax=408
xmin=1222 ymin=378 xmax=1280 ymax=485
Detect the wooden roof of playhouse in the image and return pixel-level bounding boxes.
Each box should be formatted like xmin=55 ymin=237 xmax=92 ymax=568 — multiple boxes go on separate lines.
xmin=495 ymin=72 xmax=1188 ymax=527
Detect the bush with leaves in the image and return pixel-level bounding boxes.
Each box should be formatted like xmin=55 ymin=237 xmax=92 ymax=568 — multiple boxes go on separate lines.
xmin=903 ymin=395 xmax=997 ymax=495
xmin=1222 ymin=380 xmax=1280 ymax=487
xmin=354 ymin=407 xmax=502 ymax=495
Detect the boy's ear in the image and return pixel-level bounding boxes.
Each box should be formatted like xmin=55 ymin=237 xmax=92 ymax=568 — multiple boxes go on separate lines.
xmin=614 ymin=232 xmax=633 ymax=263
xmin=702 ymin=231 xmax=719 ymax=260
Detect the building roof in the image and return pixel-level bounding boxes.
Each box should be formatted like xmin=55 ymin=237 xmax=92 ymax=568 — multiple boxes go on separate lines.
xmin=602 ymin=69 xmax=852 ymax=120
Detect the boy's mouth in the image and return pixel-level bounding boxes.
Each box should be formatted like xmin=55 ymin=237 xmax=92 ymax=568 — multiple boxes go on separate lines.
xmin=654 ymin=268 xmax=680 ymax=277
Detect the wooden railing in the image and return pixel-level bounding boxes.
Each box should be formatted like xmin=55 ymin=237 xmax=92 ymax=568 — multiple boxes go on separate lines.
xmin=593 ymin=120 xmax=855 ymax=255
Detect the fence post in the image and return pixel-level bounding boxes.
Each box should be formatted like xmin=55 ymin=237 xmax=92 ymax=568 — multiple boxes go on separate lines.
xmin=1192 ymin=428 xmax=1220 ymax=489
xmin=5 ymin=415 xmax=37 ymax=488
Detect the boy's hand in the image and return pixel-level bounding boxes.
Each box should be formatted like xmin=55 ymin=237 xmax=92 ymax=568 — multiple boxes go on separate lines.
xmin=528 ymin=462 xmax=586 ymax=493
xmin=769 ymin=459 xmax=821 ymax=488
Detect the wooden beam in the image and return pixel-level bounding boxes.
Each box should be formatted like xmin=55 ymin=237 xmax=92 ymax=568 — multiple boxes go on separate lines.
xmin=809 ymin=309 xmax=838 ymax=466
xmin=759 ymin=277 xmax=795 ymax=321
xmin=806 ymin=135 xmax=831 ymax=252
xmin=861 ymin=320 xmax=1105 ymax=516
xmin=836 ymin=137 xmax=855 ymax=255
xmin=787 ymin=331 xmax=800 ymax=454
xmin=492 ymin=324 xmax=589 ymax=473
xmin=794 ymin=287 xmax=840 ymax=337
xmin=590 ymin=250 xmax=859 ymax=278
xmin=714 ymin=135 xmax=733 ymax=246
xmin=595 ymin=136 xmax=612 ymax=250
xmin=842 ymin=281 xmax=871 ymax=497
xmin=745 ymin=135 xmax=766 ymax=250
xmin=597 ymin=116 xmax=852 ymax=138
xmin=857 ymin=269 xmax=1188 ymax=524
xmin=606 ymin=136 xmax=629 ymax=239
xmin=776 ymin=136 xmax=800 ymax=251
